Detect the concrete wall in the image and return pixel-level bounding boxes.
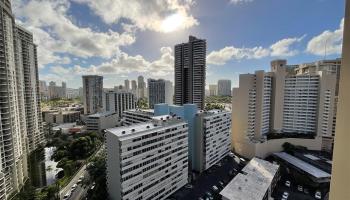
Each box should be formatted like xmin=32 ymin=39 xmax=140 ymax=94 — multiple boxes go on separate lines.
xmin=330 ymin=0 xmax=350 ymax=199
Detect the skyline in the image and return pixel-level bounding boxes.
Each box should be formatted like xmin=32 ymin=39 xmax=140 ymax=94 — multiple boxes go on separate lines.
xmin=13 ymin=0 xmax=344 ymax=88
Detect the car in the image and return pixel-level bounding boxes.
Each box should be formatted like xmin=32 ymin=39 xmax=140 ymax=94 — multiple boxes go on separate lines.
xmin=315 ymin=191 xmax=322 ymax=199
xmin=185 ymin=184 xmax=193 ymax=189
xmin=71 ymin=184 xmax=77 ymax=191
xmin=218 ymin=181 xmax=224 ymax=187
xmin=282 ymin=191 xmax=289 ymax=199
xmin=205 ymin=191 xmax=213 ymax=197
xmin=285 ymin=180 xmax=291 ymax=187
xmin=297 ymin=185 xmax=303 ymax=192
xmin=304 ymin=188 xmax=309 ymax=194
xmin=212 ymin=185 xmax=219 ymax=193
xmin=63 ymin=191 xmax=71 ymax=200
xmin=198 ymin=197 xmax=205 ymax=200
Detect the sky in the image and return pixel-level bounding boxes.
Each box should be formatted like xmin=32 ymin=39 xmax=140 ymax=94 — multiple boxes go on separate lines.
xmin=13 ymin=0 xmax=345 ymax=89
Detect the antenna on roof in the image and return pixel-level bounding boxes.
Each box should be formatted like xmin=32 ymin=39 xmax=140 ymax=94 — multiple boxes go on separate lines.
xmin=324 ymin=37 xmax=329 ymax=61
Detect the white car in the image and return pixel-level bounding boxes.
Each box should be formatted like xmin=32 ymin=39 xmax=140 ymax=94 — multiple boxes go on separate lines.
xmin=63 ymin=191 xmax=71 ymax=200
xmin=282 ymin=191 xmax=289 ymax=199
xmin=315 ymin=191 xmax=322 ymax=199
xmin=71 ymin=184 xmax=77 ymax=191
xmin=285 ymin=180 xmax=291 ymax=187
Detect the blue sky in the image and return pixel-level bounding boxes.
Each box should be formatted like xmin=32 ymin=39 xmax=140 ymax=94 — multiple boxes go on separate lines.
xmin=13 ymin=0 xmax=345 ymax=88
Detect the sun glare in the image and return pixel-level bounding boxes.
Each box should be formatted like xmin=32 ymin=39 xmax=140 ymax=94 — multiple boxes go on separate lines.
xmin=161 ymin=13 xmax=184 ymax=33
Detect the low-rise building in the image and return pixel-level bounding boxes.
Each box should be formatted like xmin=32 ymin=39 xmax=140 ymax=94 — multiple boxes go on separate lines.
xmin=193 ymin=110 xmax=231 ymax=173
xmin=122 ymin=109 xmax=154 ymax=126
xmin=106 ymin=115 xmax=189 ymax=200
xmin=43 ymin=110 xmax=81 ymax=124
xmin=85 ymin=112 xmax=119 ymax=133
xmin=220 ymin=158 xmax=280 ymax=200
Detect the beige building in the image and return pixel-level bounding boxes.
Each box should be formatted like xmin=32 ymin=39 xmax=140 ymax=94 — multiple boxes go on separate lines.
xmin=43 ymin=110 xmax=81 ymax=124
xmin=330 ymin=0 xmax=350 ymax=199
xmin=209 ymin=84 xmax=218 ymax=96
xmin=232 ymin=60 xmax=337 ymax=159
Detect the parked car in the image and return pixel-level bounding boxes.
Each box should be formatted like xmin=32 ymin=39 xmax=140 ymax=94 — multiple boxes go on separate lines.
xmin=63 ymin=191 xmax=71 ymax=200
xmin=185 ymin=184 xmax=193 ymax=189
xmin=315 ymin=191 xmax=322 ymax=199
xmin=304 ymin=188 xmax=309 ymax=194
xmin=297 ymin=185 xmax=303 ymax=192
xmin=285 ymin=180 xmax=291 ymax=187
xmin=212 ymin=185 xmax=219 ymax=193
xmin=282 ymin=191 xmax=289 ymax=199
xmin=218 ymin=181 xmax=224 ymax=187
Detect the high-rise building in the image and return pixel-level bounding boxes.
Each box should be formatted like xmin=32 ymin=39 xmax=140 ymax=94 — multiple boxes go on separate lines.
xmin=16 ymin=25 xmax=45 ymax=153
xmin=82 ymin=75 xmax=103 ymax=114
xmin=232 ymin=60 xmax=336 ymax=158
xmin=106 ymin=115 xmax=189 ymax=200
xmin=209 ymin=84 xmax=218 ymax=96
xmin=193 ymin=110 xmax=231 ymax=173
xmin=148 ymin=79 xmax=174 ymax=108
xmin=131 ymin=80 xmax=137 ymax=90
xmin=102 ymin=91 xmax=137 ymax=117
xmin=174 ymin=36 xmax=206 ymax=110
xmin=124 ymin=79 xmax=130 ymax=91
xmin=137 ymin=75 xmax=145 ymax=98
xmin=39 ymin=80 xmax=49 ymax=100
xmin=48 ymin=81 xmax=66 ymax=99
xmin=218 ymin=80 xmax=232 ymax=96
xmin=0 ymin=1 xmax=44 ymax=197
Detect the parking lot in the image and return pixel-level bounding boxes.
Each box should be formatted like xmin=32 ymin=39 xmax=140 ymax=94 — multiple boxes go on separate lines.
xmin=272 ymin=176 xmax=327 ymax=200
xmin=169 ymin=155 xmax=242 ymax=200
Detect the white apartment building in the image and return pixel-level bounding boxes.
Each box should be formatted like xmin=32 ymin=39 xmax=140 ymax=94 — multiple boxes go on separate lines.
xmin=48 ymin=81 xmax=66 ymax=99
xmin=122 ymin=109 xmax=154 ymax=126
xmin=83 ymin=75 xmax=103 ymax=114
xmin=103 ymin=91 xmax=137 ymax=118
xmin=193 ymin=110 xmax=231 ymax=173
xmin=85 ymin=112 xmax=119 ymax=133
xmin=106 ymin=115 xmax=189 ymax=200
xmin=232 ymin=60 xmax=336 ymax=158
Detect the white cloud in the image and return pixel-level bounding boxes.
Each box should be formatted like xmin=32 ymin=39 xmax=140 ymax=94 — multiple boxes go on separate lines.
xmin=270 ymin=35 xmax=305 ymax=57
xmin=229 ymin=0 xmax=254 ymax=4
xmin=13 ymin=0 xmax=136 ymax=67
xmin=306 ymin=18 xmax=344 ymax=56
xmin=50 ymin=47 xmax=174 ymax=77
xmin=207 ymin=36 xmax=305 ymax=65
xmin=72 ymin=0 xmax=198 ymax=32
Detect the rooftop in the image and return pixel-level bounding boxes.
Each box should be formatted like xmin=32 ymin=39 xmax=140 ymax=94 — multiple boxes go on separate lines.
xmin=273 ymin=152 xmax=331 ymax=179
xmin=220 ymin=158 xmax=279 ymax=200
xmin=87 ymin=112 xmax=117 ymax=118
xmin=106 ymin=115 xmax=185 ymax=140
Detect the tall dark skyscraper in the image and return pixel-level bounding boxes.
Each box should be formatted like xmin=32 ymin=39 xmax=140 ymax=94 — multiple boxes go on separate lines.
xmin=174 ymin=36 xmax=206 ymax=110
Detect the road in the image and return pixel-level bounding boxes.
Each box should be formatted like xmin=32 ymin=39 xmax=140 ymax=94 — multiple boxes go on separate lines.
xmin=60 ymin=145 xmax=105 ymax=200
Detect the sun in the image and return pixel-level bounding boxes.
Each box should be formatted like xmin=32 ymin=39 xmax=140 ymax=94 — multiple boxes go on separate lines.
xmin=161 ymin=13 xmax=185 ymax=33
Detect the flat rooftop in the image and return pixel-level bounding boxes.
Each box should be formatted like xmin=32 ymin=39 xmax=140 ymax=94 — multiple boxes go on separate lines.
xmin=274 ymin=152 xmax=331 ymax=179
xmin=107 ymin=115 xmax=184 ymax=140
xmin=220 ymin=158 xmax=279 ymax=200
xmin=88 ymin=112 xmax=116 ymax=118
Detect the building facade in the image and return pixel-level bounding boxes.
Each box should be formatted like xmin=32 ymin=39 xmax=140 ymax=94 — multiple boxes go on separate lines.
xmin=137 ymin=75 xmax=145 ymax=98
xmin=174 ymin=36 xmax=206 ymax=110
xmin=217 ymin=80 xmax=232 ymax=96
xmin=85 ymin=112 xmax=119 ymax=133
xmin=102 ymin=91 xmax=137 ymax=118
xmin=148 ymin=79 xmax=173 ymax=108
xmin=0 ymin=1 xmax=44 ymax=197
xmin=193 ymin=110 xmax=231 ymax=173
xmin=106 ymin=115 xmax=189 ymax=200
xmin=208 ymin=84 xmax=217 ymax=96
xmin=122 ymin=109 xmax=154 ymax=126
xmin=82 ymin=75 xmax=103 ymax=114
xmin=16 ymin=25 xmax=45 ymax=152
xmin=232 ymin=59 xmax=336 ymax=158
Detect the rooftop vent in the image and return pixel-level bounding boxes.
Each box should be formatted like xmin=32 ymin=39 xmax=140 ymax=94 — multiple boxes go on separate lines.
xmin=122 ymin=131 xmax=126 ymax=134
xmin=131 ymin=129 xmax=135 ymax=132
xmin=146 ymin=126 xmax=150 ymax=128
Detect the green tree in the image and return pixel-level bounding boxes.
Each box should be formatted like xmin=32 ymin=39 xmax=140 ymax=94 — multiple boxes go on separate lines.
xmin=137 ymin=98 xmax=148 ymax=109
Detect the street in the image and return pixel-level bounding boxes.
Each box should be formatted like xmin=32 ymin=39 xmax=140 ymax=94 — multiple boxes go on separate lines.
xmin=60 ymin=145 xmax=105 ymax=200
